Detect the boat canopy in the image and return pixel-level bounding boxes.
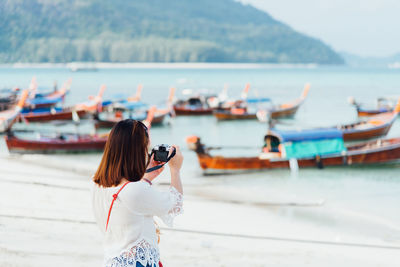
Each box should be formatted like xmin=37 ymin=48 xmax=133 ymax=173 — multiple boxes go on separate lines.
xmin=21 ymin=107 xmax=63 ymax=114
xmin=101 ymin=100 xmax=113 ymax=107
xmin=246 ymin=97 xmax=271 ymax=103
xmin=102 ymin=93 xmax=131 ymax=107
xmin=116 ymin=101 xmax=147 ymax=110
xmin=27 ymin=97 xmax=63 ymax=106
xmin=266 ymin=128 xmax=346 ymax=159
xmin=358 ymin=107 xmax=391 ymax=113
xmin=187 ymin=97 xmax=204 ymax=106
xmin=270 ymin=128 xmax=343 ymax=142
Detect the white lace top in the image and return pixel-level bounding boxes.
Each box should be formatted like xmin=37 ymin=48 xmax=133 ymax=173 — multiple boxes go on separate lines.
xmin=92 ymin=181 xmax=183 ymax=267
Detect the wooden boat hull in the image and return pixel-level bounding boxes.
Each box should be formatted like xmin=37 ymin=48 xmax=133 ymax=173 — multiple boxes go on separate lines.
xmin=353 ymin=97 xmax=399 ymax=117
xmin=270 ymin=105 xmax=300 ymax=118
xmin=174 ymin=106 xmax=213 ymax=115
xmin=340 ymin=111 xmax=398 ymax=141
xmin=0 ymin=114 xmax=18 ymax=133
xmin=151 ymin=112 xmax=167 ymax=125
xmin=214 ymin=110 xmax=256 ymax=120
xmin=95 ymin=119 xmax=118 ymax=129
xmin=194 ymin=138 xmax=400 ymax=172
xmin=5 ymin=135 xmax=107 ymax=154
xmin=33 ymin=102 xmax=57 ymax=109
xmin=213 ymin=104 xmax=301 ymax=121
xmin=21 ymin=109 xmax=88 ymax=122
xmin=357 ymin=108 xmax=393 ymax=117
xmin=342 ymin=122 xmax=394 ymax=141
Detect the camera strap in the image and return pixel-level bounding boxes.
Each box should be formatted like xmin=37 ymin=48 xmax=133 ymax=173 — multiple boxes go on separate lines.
xmin=145 ymin=148 xmax=176 ymax=173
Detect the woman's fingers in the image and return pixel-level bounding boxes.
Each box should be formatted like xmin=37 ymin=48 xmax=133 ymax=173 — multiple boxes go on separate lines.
xmin=169 ymin=145 xmax=183 ymax=171
xmin=148 ymin=153 xmax=164 ymax=167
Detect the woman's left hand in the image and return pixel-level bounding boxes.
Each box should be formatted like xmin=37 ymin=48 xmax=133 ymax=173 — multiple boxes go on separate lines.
xmin=143 ymin=155 xmax=164 ymax=181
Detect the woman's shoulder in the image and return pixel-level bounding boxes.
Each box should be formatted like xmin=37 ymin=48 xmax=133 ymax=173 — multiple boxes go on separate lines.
xmin=91 ymin=180 xmax=147 ymax=189
xmin=120 ymin=181 xmax=150 ymax=198
xmin=125 ymin=180 xmax=148 ymax=189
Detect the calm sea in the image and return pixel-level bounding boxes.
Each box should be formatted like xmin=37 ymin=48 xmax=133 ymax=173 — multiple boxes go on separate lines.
xmin=1 ymin=65 xmax=399 ymax=240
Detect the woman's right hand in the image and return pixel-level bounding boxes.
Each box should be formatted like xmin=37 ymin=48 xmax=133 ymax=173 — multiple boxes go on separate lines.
xmin=169 ymin=145 xmax=183 ymax=172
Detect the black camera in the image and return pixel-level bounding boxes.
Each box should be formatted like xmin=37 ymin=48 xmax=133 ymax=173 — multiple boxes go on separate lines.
xmin=152 ymin=144 xmax=174 ymax=162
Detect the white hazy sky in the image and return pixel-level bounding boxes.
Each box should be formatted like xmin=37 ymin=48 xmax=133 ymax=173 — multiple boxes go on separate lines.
xmin=241 ymin=0 xmax=400 ymax=57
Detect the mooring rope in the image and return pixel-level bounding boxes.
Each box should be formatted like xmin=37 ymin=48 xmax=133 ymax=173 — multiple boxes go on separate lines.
xmin=1 ymin=214 xmax=399 ymax=250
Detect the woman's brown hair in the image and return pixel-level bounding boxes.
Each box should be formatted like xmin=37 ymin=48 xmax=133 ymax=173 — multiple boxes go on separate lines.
xmin=93 ymin=119 xmax=149 ymax=187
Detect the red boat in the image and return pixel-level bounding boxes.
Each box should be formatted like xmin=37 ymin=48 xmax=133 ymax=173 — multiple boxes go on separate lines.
xmin=20 ymin=108 xmax=88 ymax=122
xmin=20 ymin=85 xmax=106 ymax=122
xmin=5 ymin=104 xmax=157 ymax=154
xmin=174 ymin=105 xmax=213 ymax=115
xmin=173 ymin=97 xmax=214 ymax=115
xmin=173 ymin=88 xmax=214 ymax=115
xmin=5 ymin=133 xmax=107 ymax=154
xmin=174 ymin=84 xmax=255 ymax=115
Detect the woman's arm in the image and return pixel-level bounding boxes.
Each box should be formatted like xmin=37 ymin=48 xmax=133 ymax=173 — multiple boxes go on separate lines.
xmin=122 ymin=145 xmax=183 ymax=225
xmin=168 ymin=145 xmax=183 ymax=194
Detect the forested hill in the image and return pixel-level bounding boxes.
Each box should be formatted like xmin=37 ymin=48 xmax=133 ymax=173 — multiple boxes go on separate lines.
xmin=0 ymin=0 xmax=343 ymax=64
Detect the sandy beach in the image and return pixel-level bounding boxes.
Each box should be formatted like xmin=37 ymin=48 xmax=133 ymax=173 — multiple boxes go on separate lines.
xmin=1 ymin=153 xmax=399 ymax=267
xmin=2 ymin=0 xmax=400 ymax=265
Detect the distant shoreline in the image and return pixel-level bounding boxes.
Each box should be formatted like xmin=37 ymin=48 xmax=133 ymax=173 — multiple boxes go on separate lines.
xmin=0 ymin=62 xmax=320 ymax=70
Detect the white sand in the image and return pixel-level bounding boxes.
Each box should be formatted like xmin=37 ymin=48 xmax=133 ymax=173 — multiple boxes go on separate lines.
xmin=0 ymin=155 xmax=399 ymax=267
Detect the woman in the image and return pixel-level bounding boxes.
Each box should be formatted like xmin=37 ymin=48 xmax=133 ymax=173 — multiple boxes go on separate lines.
xmin=92 ymin=119 xmax=183 ymax=267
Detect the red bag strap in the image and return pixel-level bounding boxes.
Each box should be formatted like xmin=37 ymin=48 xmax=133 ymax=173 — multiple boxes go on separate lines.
xmin=105 ymin=181 xmax=130 ymax=231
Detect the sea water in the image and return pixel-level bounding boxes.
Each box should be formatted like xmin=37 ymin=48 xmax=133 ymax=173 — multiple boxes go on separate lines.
xmin=0 ymin=65 xmax=399 ymax=243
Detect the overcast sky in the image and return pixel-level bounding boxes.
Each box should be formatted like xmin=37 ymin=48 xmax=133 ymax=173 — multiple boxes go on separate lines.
xmin=241 ymin=0 xmax=400 ymax=57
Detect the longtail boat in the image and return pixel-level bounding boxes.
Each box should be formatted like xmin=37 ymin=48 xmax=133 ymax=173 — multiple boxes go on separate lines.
xmin=207 ymin=83 xmax=251 ymax=111
xmin=0 ymin=90 xmax=29 ymax=133
xmin=5 ymin=105 xmax=157 ymax=154
xmin=337 ymin=99 xmax=400 ymax=141
xmin=25 ymin=78 xmax=71 ymax=109
xmin=95 ymin=87 xmax=173 ymax=128
xmin=215 ymin=84 xmax=310 ymax=120
xmin=174 ymin=97 xmax=213 ymax=115
xmin=5 ymin=133 xmax=108 ymax=154
xmin=264 ymin=104 xmax=399 ymax=142
xmin=151 ymin=87 xmax=175 ymax=124
xmin=186 ymin=129 xmax=400 ymax=173
xmin=0 ymin=88 xmax=19 ymax=111
xmin=20 ymin=108 xmax=89 ymax=122
xmin=94 ymin=107 xmax=168 ymax=128
xmin=102 ymin=84 xmax=143 ymax=109
xmin=348 ymin=96 xmax=398 ymax=117
xmin=20 ymin=85 xmax=106 ymax=122
xmin=173 ymin=87 xmax=215 ymax=115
